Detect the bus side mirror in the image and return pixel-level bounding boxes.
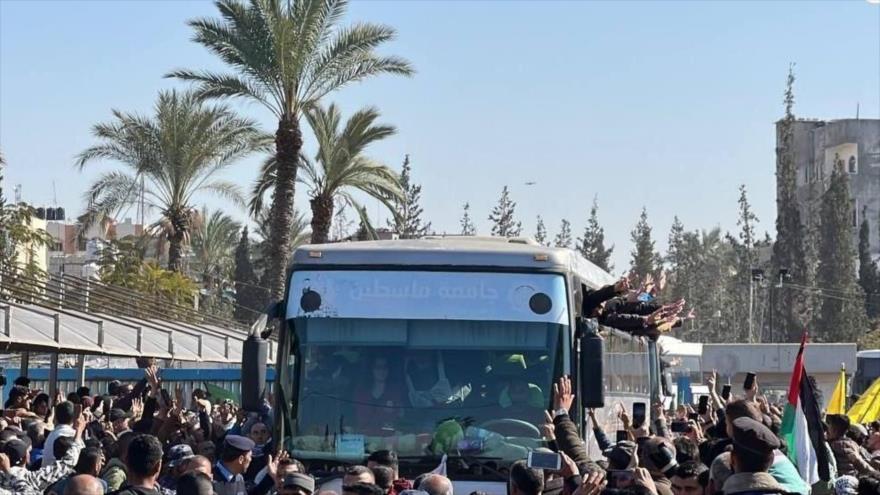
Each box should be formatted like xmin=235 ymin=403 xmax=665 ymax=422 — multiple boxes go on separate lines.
xmin=241 ymin=334 xmax=268 ymax=412
xmin=578 ymin=318 xmax=605 ymax=409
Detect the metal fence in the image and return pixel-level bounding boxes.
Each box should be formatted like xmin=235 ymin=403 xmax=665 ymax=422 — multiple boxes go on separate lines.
xmin=2 ymin=367 xmax=276 ymax=408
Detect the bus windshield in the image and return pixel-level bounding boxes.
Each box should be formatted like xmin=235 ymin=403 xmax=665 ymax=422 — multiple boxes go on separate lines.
xmin=286 ymin=317 xmax=565 ymax=465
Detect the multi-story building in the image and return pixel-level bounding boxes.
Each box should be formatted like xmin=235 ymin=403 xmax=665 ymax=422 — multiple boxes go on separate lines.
xmin=33 ymin=208 xmax=146 ymax=275
xmin=781 ymin=118 xmax=880 ymax=259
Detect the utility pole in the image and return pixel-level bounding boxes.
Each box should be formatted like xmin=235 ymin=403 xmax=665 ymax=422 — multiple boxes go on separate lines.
xmin=749 ymin=269 xmax=765 ymax=343
xmin=768 ymin=268 xmax=789 ymax=342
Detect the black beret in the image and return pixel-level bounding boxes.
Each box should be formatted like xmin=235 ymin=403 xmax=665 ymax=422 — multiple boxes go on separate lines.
xmin=603 ymin=440 xmax=637 ymax=470
xmin=731 ymin=417 xmax=779 ymax=455
xmin=224 ymin=435 xmax=255 ymax=454
xmin=282 ymin=473 xmax=316 ymax=494
xmin=109 ymin=408 xmax=133 ymax=422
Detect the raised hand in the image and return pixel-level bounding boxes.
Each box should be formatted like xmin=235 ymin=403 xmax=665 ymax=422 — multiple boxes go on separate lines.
xmin=267 ymin=451 xmax=291 ymax=481
xmin=73 ymin=405 xmax=87 ymax=437
xmin=707 ymin=370 xmax=717 ymax=390
xmin=652 ymin=402 xmax=665 ymax=420
xmin=633 ymin=467 xmax=658 ymax=495
xmin=646 ymin=308 xmax=666 ymax=327
xmin=559 ymin=451 xmax=578 ymax=478
xmin=541 ymin=410 xmax=556 ymax=442
xmin=614 ymin=277 xmax=630 ymax=294
xmin=574 ymin=470 xmax=605 ymax=495
xmin=175 ymin=385 xmax=185 ymax=408
xmin=552 ymin=375 xmax=575 ymax=413
xmin=618 ymin=405 xmax=631 ymax=429
xmin=132 ymin=398 xmax=144 ymax=420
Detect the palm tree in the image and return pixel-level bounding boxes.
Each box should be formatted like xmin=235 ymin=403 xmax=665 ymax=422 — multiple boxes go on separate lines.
xmin=252 ymin=104 xmax=402 ymax=244
xmin=168 ymin=0 xmax=414 ymax=298
xmin=254 ymin=207 xmax=311 ymax=250
xmin=190 ymin=207 xmax=242 ymax=292
xmin=76 ymin=90 xmax=266 ymax=271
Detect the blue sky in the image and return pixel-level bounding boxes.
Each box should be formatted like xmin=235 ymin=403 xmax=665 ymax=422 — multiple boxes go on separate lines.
xmin=2 ymin=0 xmax=878 ymax=273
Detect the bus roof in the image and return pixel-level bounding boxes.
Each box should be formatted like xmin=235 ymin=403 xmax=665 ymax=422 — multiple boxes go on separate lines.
xmin=291 ymin=236 xmax=615 ymax=288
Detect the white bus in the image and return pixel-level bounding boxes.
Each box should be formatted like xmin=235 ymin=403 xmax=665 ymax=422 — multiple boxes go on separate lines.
xmin=265 ymin=237 xmax=659 ymax=494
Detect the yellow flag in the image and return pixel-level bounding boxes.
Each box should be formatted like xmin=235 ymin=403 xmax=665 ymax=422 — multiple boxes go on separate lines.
xmin=827 ymin=365 xmax=847 ymax=415
xmin=848 ymin=376 xmax=880 ymax=423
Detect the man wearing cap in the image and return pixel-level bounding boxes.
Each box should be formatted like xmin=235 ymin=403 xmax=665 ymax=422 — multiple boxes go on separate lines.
xmin=214 ymin=435 xmax=275 ymax=495
xmin=110 ymin=408 xmax=134 ymax=436
xmin=638 ymin=437 xmax=678 ymax=495
xmin=159 ymin=444 xmax=194 ymax=491
xmin=722 ymin=417 xmax=787 ymax=495
xmin=278 ymin=473 xmax=315 ymax=495
xmin=723 ymin=400 xmax=808 ymax=495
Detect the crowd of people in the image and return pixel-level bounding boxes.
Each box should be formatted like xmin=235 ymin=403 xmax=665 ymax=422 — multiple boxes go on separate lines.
xmin=0 ymin=275 xmax=871 ymax=495
xmin=2 ymin=361 xmax=876 ymax=495
xmin=0 ymin=365 xmax=285 ymax=495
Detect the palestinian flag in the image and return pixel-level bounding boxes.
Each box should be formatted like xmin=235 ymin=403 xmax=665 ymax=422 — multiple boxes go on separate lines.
xmin=780 ymin=333 xmax=831 ymax=484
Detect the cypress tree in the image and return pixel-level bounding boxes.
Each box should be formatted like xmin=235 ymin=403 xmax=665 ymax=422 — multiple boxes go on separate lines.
xmin=388 ymin=155 xmax=431 ymax=238
xmin=534 ymin=216 xmax=547 ymax=246
xmin=858 ymin=207 xmax=880 ymax=319
xmin=460 ymin=203 xmax=476 ymax=236
xmin=771 ymin=65 xmax=809 ymax=342
xmin=554 ymin=219 xmax=572 ymax=248
xmin=577 ymin=198 xmax=614 ymax=272
xmin=729 ymin=185 xmax=761 ymax=342
xmin=816 ymin=159 xmax=868 ymax=341
xmin=630 ymin=207 xmax=660 ymax=281
xmin=233 ymin=226 xmax=263 ymax=324
xmin=488 ymin=186 xmax=522 ymax=238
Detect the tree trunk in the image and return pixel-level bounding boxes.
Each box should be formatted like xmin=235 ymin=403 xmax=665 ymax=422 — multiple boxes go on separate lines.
xmin=309 ymin=194 xmax=335 ymax=244
xmin=167 ymin=215 xmax=187 ymax=272
xmin=265 ymin=116 xmax=302 ymax=301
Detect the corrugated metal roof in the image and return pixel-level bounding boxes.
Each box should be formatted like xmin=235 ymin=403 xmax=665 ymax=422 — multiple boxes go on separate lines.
xmin=0 ymin=301 xmax=264 ymax=364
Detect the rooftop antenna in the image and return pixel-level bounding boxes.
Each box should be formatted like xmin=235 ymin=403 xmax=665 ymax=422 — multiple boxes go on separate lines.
xmin=52 ymin=180 xmax=57 ymax=207
xmin=14 ymin=184 xmax=21 ymax=204
xmin=856 ymin=102 xmax=860 ymax=121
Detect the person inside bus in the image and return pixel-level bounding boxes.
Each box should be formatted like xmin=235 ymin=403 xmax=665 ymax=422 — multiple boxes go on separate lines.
xmin=354 ymin=355 xmax=405 ymax=436
xmin=300 ymin=346 xmax=356 ymax=436
xmin=493 ymin=355 xmax=545 ymax=430
xmin=405 ymin=351 xmax=456 ymax=408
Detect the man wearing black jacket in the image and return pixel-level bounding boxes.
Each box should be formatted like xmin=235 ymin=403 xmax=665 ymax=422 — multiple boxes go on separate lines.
xmin=581 ymin=278 xmax=629 ymax=317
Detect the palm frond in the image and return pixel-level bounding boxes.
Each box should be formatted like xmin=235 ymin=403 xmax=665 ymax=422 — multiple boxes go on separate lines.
xmin=303 ymin=22 xmax=412 ymax=102
xmin=348 ymin=199 xmax=378 ymax=241
xmin=198 ymin=180 xmax=246 ymax=208
xmin=77 ymin=89 xmax=261 ymax=245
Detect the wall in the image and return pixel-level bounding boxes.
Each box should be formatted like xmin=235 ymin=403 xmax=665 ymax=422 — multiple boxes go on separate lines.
xmin=14 ymin=215 xmax=48 ymax=272
xmin=702 ymin=343 xmax=856 ymax=407
xmin=787 ymin=119 xmax=880 ymax=258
